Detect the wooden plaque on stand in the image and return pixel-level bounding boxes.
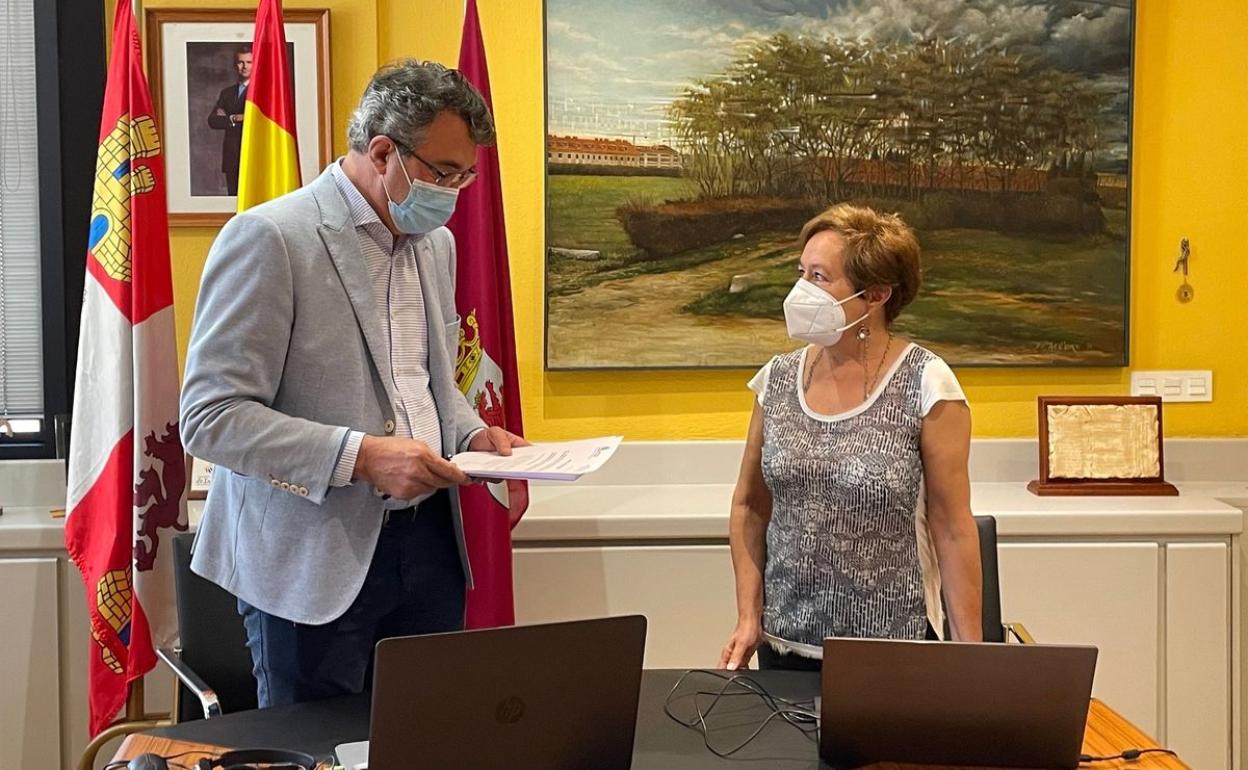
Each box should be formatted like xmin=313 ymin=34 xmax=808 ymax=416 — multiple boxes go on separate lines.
xmin=1028 ymin=396 xmax=1178 ymax=497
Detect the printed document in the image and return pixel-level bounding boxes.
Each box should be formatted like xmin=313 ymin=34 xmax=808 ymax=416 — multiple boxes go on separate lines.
xmin=451 ymin=436 xmax=623 ymax=481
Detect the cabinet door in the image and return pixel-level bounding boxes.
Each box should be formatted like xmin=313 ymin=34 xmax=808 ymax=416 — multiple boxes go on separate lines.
xmin=64 ymin=558 xmax=91 ymax=769
xmin=514 ymin=545 xmax=736 ymax=668
xmin=1166 ymin=542 xmax=1231 ymax=770
xmin=0 ymin=558 xmax=61 ymax=770
xmin=998 ymin=543 xmax=1160 ymax=735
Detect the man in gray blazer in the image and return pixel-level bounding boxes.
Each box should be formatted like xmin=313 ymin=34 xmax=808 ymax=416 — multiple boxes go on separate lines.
xmin=180 ymin=60 xmax=526 ymax=708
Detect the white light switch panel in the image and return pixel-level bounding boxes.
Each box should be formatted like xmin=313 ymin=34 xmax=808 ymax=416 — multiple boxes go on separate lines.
xmin=1130 ymin=370 xmax=1213 ymax=402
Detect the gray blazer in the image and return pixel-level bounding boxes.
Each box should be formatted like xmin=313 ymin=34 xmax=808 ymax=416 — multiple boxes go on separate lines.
xmin=180 ymin=166 xmax=486 ymax=625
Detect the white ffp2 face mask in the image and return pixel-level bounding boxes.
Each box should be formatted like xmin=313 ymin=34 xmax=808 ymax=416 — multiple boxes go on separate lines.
xmin=782 ymin=279 xmax=868 ymax=346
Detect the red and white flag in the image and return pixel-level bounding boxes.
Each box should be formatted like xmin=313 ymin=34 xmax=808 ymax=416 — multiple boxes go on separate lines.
xmin=449 ymin=0 xmax=529 ymax=629
xmin=64 ymin=0 xmax=186 ymax=736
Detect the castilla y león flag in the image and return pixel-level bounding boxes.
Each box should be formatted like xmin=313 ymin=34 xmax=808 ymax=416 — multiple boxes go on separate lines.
xmin=449 ymin=0 xmax=529 ymax=629
xmin=64 ymin=0 xmax=187 ymax=736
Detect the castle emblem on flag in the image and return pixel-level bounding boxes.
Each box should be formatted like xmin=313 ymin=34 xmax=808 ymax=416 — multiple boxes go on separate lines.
xmin=92 ymin=567 xmax=133 ymax=674
xmin=455 ymin=309 xmax=484 ymax=394
xmin=455 ymin=309 xmax=508 ymax=429
xmin=88 ymin=113 xmax=162 ymax=282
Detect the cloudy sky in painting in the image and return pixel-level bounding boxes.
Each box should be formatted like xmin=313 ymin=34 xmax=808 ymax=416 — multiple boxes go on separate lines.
xmin=546 ymin=0 xmax=1132 ymax=146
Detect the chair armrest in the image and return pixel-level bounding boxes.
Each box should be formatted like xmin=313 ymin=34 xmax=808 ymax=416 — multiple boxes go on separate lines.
xmin=1003 ymin=622 xmax=1036 ymax=644
xmin=156 ymin=647 xmax=222 ymax=718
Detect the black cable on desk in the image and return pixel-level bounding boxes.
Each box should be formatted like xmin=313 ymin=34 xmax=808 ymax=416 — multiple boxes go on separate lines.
xmin=663 ymin=669 xmax=819 ymax=758
xmin=1080 ymin=747 xmax=1179 ymax=763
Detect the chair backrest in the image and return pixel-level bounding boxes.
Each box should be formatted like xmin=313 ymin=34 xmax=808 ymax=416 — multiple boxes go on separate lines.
xmin=977 ymin=515 xmax=1004 ymax=642
xmin=172 ymin=532 xmax=257 ymax=721
xmin=943 ymin=515 xmax=1005 ymax=643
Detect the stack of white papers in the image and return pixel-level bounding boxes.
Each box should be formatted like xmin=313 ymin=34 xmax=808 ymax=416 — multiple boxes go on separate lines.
xmin=451 ymin=436 xmax=622 ymax=481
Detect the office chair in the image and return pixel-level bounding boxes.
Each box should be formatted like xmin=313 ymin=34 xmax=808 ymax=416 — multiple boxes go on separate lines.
xmin=944 ymin=515 xmax=1034 ymax=643
xmin=156 ymin=533 xmax=258 ymax=722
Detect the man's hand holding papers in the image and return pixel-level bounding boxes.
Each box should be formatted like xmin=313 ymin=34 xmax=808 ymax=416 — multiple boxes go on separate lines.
xmin=451 ymin=436 xmax=623 ymax=482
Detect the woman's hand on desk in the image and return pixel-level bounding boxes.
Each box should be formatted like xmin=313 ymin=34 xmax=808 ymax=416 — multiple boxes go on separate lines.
xmin=720 ymin=618 xmax=764 ymax=671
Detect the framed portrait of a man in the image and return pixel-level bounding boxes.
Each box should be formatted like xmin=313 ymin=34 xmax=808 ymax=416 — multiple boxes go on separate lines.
xmin=146 ymin=8 xmax=331 ymax=225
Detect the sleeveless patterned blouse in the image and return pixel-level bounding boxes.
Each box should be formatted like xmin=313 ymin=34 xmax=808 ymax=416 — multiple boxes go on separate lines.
xmin=754 ymin=343 xmax=961 ymax=652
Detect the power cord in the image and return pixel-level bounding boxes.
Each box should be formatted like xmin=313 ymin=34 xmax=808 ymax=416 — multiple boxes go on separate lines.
xmin=663 ymin=669 xmax=819 ymax=757
xmin=1080 ymin=747 xmax=1179 ymax=763
xmin=103 ymin=749 xmax=212 ymax=770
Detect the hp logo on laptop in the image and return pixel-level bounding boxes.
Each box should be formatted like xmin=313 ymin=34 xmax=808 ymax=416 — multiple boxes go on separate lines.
xmin=495 ymin=695 xmax=526 ymax=724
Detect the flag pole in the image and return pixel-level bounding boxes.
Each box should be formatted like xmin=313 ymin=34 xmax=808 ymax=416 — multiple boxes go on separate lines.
xmin=75 ymin=676 xmax=170 ymax=770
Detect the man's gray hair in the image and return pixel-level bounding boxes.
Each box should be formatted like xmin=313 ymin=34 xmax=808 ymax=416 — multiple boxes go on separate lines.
xmin=347 ymin=59 xmax=495 ymax=152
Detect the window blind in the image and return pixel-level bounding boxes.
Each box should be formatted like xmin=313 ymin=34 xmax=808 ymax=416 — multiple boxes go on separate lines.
xmin=0 ymin=0 xmax=44 ymax=432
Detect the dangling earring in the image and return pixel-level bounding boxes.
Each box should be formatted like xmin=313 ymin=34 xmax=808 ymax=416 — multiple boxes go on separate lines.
xmin=858 ymin=325 xmax=871 ymax=399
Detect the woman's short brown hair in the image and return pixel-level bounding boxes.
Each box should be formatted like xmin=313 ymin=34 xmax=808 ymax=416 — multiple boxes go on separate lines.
xmin=799 ymin=203 xmax=921 ymax=324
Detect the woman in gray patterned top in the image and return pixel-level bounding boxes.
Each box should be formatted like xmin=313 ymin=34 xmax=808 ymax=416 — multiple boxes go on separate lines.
xmin=720 ymin=204 xmax=983 ymax=672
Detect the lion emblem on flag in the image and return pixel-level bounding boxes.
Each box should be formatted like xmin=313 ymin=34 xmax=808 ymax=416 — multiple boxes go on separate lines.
xmin=133 ymin=421 xmax=188 ymax=571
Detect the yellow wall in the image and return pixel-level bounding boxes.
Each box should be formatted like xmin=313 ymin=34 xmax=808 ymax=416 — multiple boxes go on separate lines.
xmin=152 ymin=0 xmax=1247 ymax=440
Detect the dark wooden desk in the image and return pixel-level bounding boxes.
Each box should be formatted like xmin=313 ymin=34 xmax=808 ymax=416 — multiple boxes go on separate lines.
xmin=112 ymin=671 xmax=1189 ymax=769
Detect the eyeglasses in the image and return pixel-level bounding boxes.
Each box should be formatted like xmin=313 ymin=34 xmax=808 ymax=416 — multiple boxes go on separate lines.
xmin=390 ymin=137 xmax=477 ymax=189
xmin=413 ymin=153 xmax=478 ymax=189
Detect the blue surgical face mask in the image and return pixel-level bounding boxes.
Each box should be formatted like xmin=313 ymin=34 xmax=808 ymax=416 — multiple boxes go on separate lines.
xmin=382 ymin=146 xmax=459 ymax=234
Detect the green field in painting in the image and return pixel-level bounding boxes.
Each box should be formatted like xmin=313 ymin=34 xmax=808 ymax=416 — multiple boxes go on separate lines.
xmin=546 ymin=175 xmax=1127 ymax=366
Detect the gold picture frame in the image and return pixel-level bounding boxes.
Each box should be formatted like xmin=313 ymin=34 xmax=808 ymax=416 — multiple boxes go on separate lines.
xmin=1028 ymin=396 xmax=1178 ymax=496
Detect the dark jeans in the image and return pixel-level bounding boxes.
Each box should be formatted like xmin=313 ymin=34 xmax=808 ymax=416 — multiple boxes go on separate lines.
xmin=757 ymin=644 xmax=823 ymax=672
xmin=758 ymin=623 xmax=940 ymax=672
xmin=238 ymin=491 xmax=465 ymax=708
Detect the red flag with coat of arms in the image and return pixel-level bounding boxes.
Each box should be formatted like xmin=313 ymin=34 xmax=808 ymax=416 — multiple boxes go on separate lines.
xmin=448 ymin=0 xmax=529 ymax=629
xmin=64 ymin=0 xmax=187 ymax=736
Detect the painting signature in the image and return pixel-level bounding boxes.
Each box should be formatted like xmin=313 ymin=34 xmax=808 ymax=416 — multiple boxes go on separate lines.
xmin=1032 ymin=341 xmax=1085 ymax=353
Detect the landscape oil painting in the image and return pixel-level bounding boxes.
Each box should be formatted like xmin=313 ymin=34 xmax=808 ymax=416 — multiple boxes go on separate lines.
xmin=544 ymin=0 xmax=1133 ymax=369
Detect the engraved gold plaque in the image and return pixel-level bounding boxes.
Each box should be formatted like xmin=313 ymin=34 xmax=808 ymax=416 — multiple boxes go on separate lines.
xmin=1028 ymin=396 xmax=1177 ymax=496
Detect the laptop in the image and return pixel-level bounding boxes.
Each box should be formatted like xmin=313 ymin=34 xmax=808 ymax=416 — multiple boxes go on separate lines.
xmin=820 ymin=638 xmax=1098 ymax=769
xmin=335 ymin=615 xmax=647 ymax=770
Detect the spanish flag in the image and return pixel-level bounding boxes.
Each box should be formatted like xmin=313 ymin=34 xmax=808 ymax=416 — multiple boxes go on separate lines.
xmin=236 ymin=0 xmax=300 ymax=211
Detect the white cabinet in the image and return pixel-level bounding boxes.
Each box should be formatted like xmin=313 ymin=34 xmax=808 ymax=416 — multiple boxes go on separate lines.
xmin=997 ymin=540 xmax=1234 ymax=770
xmin=1166 ymin=543 xmax=1231 ymax=770
xmin=997 ymin=543 xmax=1161 ymax=734
xmin=0 ymin=557 xmax=61 ymax=770
xmin=0 ymin=548 xmax=174 ymax=770
xmin=514 ymin=545 xmax=736 ymax=668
